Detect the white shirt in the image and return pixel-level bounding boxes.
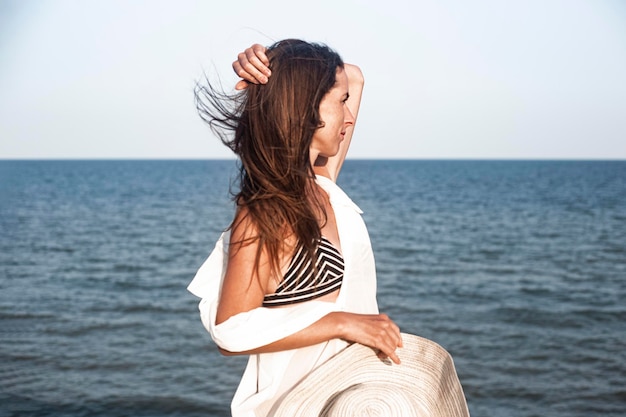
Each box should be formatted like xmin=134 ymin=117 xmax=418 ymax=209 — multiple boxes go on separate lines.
xmin=188 ymin=175 xmax=379 ymax=417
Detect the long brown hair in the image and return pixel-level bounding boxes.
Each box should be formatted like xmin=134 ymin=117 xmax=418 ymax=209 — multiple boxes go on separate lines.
xmin=195 ymin=39 xmax=344 ymax=278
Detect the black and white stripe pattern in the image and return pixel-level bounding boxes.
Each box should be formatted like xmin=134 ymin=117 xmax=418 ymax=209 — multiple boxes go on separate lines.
xmin=263 ymin=237 xmax=344 ymax=307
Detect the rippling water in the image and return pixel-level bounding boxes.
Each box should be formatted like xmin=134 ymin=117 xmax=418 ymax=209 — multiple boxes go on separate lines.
xmin=1 ymin=160 xmax=625 ymax=417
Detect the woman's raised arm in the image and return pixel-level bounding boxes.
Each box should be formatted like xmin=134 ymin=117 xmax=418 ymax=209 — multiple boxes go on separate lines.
xmin=323 ymin=64 xmax=363 ymax=182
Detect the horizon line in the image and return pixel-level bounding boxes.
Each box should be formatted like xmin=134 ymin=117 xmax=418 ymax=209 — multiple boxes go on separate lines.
xmin=1 ymin=157 xmax=625 ymax=162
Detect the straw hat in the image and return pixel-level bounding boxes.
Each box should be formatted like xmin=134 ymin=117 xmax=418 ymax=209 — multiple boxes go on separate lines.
xmin=272 ymin=333 xmax=470 ymax=417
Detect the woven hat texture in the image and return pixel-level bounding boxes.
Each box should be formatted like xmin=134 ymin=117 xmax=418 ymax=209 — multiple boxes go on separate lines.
xmin=272 ymin=333 xmax=470 ymax=417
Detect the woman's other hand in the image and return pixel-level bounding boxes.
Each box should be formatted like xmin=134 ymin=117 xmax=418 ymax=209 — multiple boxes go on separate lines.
xmin=233 ymin=44 xmax=271 ymax=90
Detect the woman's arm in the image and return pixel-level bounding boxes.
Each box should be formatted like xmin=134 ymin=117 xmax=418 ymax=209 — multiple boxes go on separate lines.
xmin=322 ymin=64 xmax=363 ymax=182
xmin=215 ymin=207 xmax=270 ymax=325
xmin=219 ymin=310 xmax=403 ymax=364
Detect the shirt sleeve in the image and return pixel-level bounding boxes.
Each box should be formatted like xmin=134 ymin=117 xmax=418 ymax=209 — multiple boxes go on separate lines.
xmin=188 ymin=232 xmax=340 ymax=353
xmin=199 ymin=298 xmax=339 ymax=352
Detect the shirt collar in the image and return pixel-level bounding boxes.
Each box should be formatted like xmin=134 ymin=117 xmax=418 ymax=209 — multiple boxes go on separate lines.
xmin=315 ymin=175 xmax=363 ymax=214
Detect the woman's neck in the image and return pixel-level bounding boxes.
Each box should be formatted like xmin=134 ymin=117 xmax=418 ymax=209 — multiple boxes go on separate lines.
xmin=313 ymin=155 xmax=330 ymax=178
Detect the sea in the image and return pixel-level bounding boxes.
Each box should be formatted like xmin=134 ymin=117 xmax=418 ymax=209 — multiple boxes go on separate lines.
xmin=1 ymin=159 xmax=624 ymax=417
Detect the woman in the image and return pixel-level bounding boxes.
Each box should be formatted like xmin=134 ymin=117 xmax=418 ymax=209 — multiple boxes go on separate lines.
xmin=189 ymin=39 xmax=402 ymax=417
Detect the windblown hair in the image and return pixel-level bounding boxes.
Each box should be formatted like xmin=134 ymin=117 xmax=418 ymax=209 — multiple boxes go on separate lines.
xmin=195 ymin=39 xmax=344 ymax=278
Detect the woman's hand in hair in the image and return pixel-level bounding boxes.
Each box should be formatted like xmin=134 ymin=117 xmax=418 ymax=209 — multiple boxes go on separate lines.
xmin=233 ymin=44 xmax=271 ymax=90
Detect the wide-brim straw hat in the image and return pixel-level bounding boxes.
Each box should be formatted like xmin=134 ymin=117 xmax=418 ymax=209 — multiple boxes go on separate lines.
xmin=272 ymin=333 xmax=470 ymax=417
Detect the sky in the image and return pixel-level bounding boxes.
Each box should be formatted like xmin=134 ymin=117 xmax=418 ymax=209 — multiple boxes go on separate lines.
xmin=1 ymin=0 xmax=625 ymax=159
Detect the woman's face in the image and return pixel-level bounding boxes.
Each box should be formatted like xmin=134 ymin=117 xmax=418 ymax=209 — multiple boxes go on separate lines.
xmin=310 ymin=67 xmax=355 ymax=160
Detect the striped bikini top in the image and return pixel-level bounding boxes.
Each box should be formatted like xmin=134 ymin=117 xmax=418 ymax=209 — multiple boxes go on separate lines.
xmin=262 ymin=237 xmax=344 ymax=307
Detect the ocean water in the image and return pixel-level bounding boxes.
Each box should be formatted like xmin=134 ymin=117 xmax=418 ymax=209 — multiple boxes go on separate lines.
xmin=1 ymin=160 xmax=624 ymax=417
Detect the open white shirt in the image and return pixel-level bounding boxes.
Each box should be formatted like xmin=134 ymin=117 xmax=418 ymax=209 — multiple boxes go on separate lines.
xmin=188 ymin=175 xmax=379 ymax=417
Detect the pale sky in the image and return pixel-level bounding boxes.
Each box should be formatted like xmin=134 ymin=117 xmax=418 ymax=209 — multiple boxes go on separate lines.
xmin=1 ymin=0 xmax=625 ymax=159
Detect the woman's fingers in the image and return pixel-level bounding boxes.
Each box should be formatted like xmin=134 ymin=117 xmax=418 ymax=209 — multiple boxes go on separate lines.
xmin=233 ymin=51 xmax=268 ymax=83
xmin=245 ymin=44 xmax=270 ymax=72
xmin=339 ymin=313 xmax=403 ymax=364
xmin=372 ymin=314 xmax=403 ymax=364
xmin=232 ymin=44 xmax=271 ymax=90
xmin=234 ymin=80 xmax=249 ymax=90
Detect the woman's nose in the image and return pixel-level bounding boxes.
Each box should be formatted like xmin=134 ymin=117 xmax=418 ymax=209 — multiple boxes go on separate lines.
xmin=344 ymin=106 xmax=355 ymax=125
